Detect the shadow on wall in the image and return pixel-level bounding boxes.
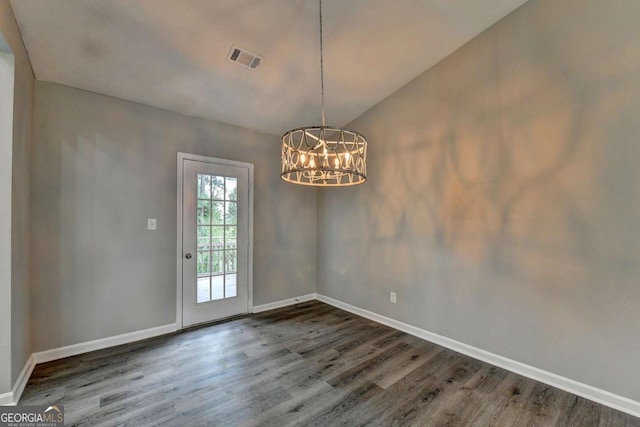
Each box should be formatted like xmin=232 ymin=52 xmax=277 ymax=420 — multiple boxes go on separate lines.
xmin=320 ymin=0 xmax=640 ymax=397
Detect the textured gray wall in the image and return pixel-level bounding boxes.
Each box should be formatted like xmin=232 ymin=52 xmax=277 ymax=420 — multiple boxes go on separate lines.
xmin=31 ymin=81 xmax=316 ymax=352
xmin=318 ymin=0 xmax=640 ymax=401
xmin=0 ymin=0 xmax=33 ymax=392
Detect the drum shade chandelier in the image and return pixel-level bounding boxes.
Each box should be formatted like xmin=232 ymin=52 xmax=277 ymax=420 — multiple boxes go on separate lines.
xmin=281 ymin=0 xmax=368 ymax=186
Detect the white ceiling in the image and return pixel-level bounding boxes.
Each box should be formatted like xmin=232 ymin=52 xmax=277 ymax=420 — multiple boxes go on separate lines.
xmin=10 ymin=0 xmax=528 ymax=136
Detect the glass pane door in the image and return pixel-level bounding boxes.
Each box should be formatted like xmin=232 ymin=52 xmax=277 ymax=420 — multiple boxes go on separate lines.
xmin=180 ymin=155 xmax=252 ymax=328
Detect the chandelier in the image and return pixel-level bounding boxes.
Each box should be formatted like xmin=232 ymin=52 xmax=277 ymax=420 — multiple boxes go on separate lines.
xmin=281 ymin=0 xmax=368 ymax=187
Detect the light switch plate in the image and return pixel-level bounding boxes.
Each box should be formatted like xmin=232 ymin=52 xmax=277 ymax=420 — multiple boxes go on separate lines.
xmin=390 ymin=292 xmax=397 ymax=303
xmin=147 ymin=218 xmax=157 ymax=231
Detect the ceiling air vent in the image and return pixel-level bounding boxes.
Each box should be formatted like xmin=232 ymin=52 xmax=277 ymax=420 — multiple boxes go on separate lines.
xmin=227 ymin=45 xmax=262 ymax=70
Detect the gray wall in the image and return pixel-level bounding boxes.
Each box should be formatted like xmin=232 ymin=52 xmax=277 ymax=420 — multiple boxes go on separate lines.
xmin=318 ymin=0 xmax=640 ymax=402
xmin=0 ymin=43 xmax=13 ymax=397
xmin=31 ymin=81 xmax=316 ymax=352
xmin=0 ymin=0 xmax=34 ymax=392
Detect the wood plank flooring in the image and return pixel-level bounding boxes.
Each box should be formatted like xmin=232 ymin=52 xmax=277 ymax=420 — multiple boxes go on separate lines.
xmin=20 ymin=301 xmax=640 ymax=426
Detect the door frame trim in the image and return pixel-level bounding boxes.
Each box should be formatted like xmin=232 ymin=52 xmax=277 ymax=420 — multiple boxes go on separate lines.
xmin=176 ymin=152 xmax=254 ymax=330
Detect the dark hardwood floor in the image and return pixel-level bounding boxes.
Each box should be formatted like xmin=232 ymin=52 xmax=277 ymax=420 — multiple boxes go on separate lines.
xmin=20 ymin=301 xmax=640 ymax=426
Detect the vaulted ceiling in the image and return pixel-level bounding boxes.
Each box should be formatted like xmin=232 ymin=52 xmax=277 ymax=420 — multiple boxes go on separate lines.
xmin=10 ymin=0 xmax=528 ymax=136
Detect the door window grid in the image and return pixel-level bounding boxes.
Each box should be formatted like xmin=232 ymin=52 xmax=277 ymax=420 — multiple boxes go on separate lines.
xmin=196 ymin=174 xmax=238 ymax=303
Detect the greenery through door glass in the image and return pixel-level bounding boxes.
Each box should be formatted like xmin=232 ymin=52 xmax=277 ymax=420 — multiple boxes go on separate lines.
xmin=196 ymin=175 xmax=238 ymax=278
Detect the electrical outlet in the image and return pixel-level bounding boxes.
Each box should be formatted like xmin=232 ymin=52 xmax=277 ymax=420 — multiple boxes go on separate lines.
xmin=147 ymin=218 xmax=157 ymax=231
xmin=390 ymin=292 xmax=397 ymax=304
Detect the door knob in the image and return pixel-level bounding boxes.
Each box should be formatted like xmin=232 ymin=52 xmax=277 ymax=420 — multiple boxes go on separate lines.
xmin=185 ymin=253 xmax=193 ymax=259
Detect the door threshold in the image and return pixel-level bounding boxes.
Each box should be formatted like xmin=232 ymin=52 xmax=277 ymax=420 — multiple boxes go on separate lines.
xmin=181 ymin=312 xmax=251 ymax=332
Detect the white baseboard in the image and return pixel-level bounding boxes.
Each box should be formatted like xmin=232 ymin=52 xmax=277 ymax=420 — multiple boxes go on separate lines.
xmin=316 ymin=294 xmax=640 ymax=419
xmin=0 ymin=391 xmax=13 ymax=406
xmin=0 ymin=354 xmax=35 ymax=406
xmin=8 ymin=354 xmax=36 ymax=406
xmin=4 ymin=323 xmax=178 ymax=405
xmin=32 ymin=323 xmax=178 ymax=365
xmin=252 ymin=293 xmax=317 ymax=313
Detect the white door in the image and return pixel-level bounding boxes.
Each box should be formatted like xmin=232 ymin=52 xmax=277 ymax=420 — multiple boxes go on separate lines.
xmin=179 ymin=155 xmax=253 ymax=327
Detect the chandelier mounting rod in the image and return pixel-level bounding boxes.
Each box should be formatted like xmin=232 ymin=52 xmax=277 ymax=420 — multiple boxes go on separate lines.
xmin=319 ymin=0 xmax=326 ymax=127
